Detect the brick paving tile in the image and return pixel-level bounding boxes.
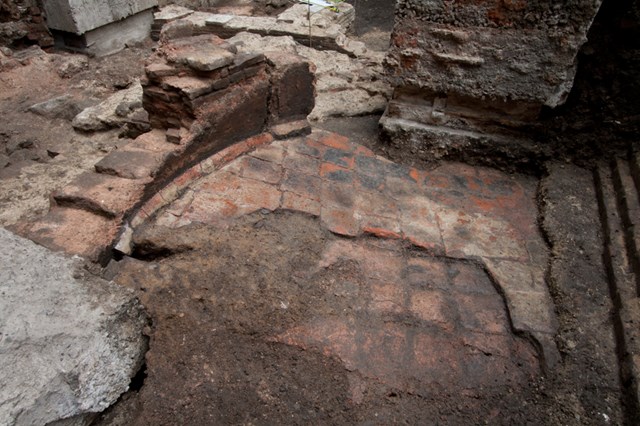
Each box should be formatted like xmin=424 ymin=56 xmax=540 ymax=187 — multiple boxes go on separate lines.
xmin=239 ymin=156 xmax=282 ymax=184
xmin=369 ymin=281 xmax=405 ymax=314
xmin=404 ymin=257 xmax=449 ymax=290
xmin=146 ymin=130 xmax=557 ymax=378
xmin=281 ymin=192 xmax=321 ymax=216
xmin=448 ymin=262 xmax=496 ymax=295
xmin=409 ymin=290 xmax=453 ymax=330
xmin=456 ymin=293 xmax=510 ymax=334
xmin=317 ymin=132 xmax=353 ymax=152
xmin=249 ymin=142 xmax=285 ymax=164
xmin=354 ymin=189 xmax=398 ymax=219
xmin=320 ymin=180 xmax=355 ymax=209
xmin=280 ymin=169 xmax=321 ymax=199
xmin=320 ymin=162 xmax=354 ymax=183
xmin=483 ymin=258 xmax=547 ymax=293
xmin=286 ymin=135 xmax=325 ymax=158
xmin=398 ymin=196 xmax=443 ymax=253
xmin=320 ymin=206 xmax=360 ymax=237
xmin=268 ymin=239 xmax=543 ymax=391
xmin=323 ymin=147 xmax=355 ymax=169
xmin=438 ymin=209 xmax=528 ymax=260
xmin=282 ymin=150 xmax=321 ymax=175
xmin=502 ymin=291 xmax=558 ymax=335
xmin=54 ymin=172 xmax=149 ymax=218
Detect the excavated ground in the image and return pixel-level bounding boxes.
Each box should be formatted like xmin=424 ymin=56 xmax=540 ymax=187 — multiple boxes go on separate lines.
xmin=0 ymin=1 xmax=637 ymax=425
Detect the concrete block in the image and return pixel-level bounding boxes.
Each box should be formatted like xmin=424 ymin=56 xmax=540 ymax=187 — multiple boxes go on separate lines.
xmin=43 ymin=0 xmax=157 ymax=34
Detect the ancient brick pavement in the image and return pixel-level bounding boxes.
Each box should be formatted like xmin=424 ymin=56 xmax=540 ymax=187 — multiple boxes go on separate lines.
xmin=137 ymin=128 xmax=559 ymax=381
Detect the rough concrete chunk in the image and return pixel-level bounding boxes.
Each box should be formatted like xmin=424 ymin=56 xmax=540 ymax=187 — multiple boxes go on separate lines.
xmin=0 ymin=227 xmax=148 ymax=426
xmin=72 ymin=82 xmax=144 ymax=132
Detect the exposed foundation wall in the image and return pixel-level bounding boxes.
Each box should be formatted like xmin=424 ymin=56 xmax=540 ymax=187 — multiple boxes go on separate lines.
xmin=386 ymin=0 xmax=603 ymax=108
xmin=381 ymin=0 xmax=608 ymax=172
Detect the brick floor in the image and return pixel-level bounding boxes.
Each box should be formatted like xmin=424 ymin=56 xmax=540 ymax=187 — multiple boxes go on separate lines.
xmin=149 ymin=128 xmax=558 ymax=378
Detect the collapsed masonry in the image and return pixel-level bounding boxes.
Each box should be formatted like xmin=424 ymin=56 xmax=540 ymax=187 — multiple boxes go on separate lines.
xmin=19 ymin=31 xmax=316 ymax=262
xmin=381 ymin=0 xmax=604 ymax=166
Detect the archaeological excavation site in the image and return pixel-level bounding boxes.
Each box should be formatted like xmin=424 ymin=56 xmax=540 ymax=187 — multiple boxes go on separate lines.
xmin=1 ymin=0 xmax=640 ymax=424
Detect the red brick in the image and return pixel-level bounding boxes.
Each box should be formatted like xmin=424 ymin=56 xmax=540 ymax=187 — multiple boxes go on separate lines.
xmin=288 ymin=135 xmax=326 ymax=158
xmin=320 ymin=206 xmax=361 ymax=237
xmin=143 ymin=192 xmax=169 ymax=216
xmin=456 ymin=293 xmax=510 ymax=334
xmin=171 ymin=165 xmax=205 ymax=189
xmin=362 ymin=218 xmax=402 ymax=240
xmin=282 ymin=150 xmax=320 ymax=175
xmin=409 ymin=290 xmax=453 ymax=330
xmin=20 ymin=207 xmax=118 ymax=263
xmin=317 ymin=132 xmax=353 ymax=152
xmin=281 ymin=170 xmax=321 ymax=200
xmin=281 ymin=192 xmax=321 ymax=216
xmin=370 ymin=281 xmax=405 ymax=314
xmin=249 ymin=142 xmax=285 ymax=164
xmin=240 ymin=156 xmax=282 ymax=185
xmin=355 ymin=190 xmax=398 ymax=219
xmin=320 ymin=162 xmax=354 ymax=183
xmin=354 ymin=144 xmax=376 ymax=157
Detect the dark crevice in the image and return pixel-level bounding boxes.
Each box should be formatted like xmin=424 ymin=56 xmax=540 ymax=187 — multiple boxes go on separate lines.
xmin=593 ymin=164 xmax=640 ymax=425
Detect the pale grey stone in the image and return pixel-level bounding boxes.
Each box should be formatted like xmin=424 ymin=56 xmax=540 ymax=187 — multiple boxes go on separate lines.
xmin=0 ymin=227 xmax=148 ymax=426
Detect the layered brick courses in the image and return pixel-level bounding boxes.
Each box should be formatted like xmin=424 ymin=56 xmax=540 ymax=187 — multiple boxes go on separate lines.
xmin=13 ymin=34 xmax=315 ymax=264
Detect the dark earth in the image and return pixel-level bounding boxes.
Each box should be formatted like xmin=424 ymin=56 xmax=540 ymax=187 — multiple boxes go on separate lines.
xmin=97 ymin=210 xmax=616 ymax=425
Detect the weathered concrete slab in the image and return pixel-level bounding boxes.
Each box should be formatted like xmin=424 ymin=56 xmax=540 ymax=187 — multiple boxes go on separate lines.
xmin=0 ymin=227 xmax=148 ymax=426
xmin=43 ymin=0 xmax=157 ymax=34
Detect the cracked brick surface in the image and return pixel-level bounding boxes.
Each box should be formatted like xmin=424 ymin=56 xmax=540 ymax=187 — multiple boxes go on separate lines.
xmin=148 ymin=128 xmax=558 ymax=368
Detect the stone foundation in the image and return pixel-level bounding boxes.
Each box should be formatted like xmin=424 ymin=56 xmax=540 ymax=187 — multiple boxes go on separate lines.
xmin=381 ymin=0 xmax=604 ymax=167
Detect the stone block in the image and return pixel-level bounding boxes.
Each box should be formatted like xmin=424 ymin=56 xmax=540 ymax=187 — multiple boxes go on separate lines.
xmin=95 ymin=150 xmax=164 ymax=180
xmin=0 ymin=228 xmax=147 ymax=425
xmin=53 ymin=171 xmax=149 ymax=218
xmin=43 ymin=0 xmax=157 ymax=34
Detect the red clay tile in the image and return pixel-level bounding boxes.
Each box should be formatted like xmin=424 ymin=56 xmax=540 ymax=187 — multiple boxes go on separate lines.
xmin=409 ymin=290 xmax=453 ymax=330
xmin=281 ymin=192 xmax=321 ymax=216
xmin=320 ymin=206 xmax=361 ymax=237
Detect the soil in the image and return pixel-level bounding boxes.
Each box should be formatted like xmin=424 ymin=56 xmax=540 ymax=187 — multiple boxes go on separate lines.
xmin=93 ymin=206 xmax=625 ymax=425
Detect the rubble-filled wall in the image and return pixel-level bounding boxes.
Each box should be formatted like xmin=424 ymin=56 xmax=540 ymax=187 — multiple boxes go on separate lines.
xmin=0 ymin=0 xmax=52 ymax=47
xmin=381 ymin=0 xmax=604 ymax=167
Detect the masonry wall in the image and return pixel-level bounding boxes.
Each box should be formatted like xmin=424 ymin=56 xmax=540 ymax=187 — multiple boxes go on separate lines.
xmin=0 ymin=0 xmax=52 ymax=47
xmin=386 ymin=0 xmax=603 ymax=108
